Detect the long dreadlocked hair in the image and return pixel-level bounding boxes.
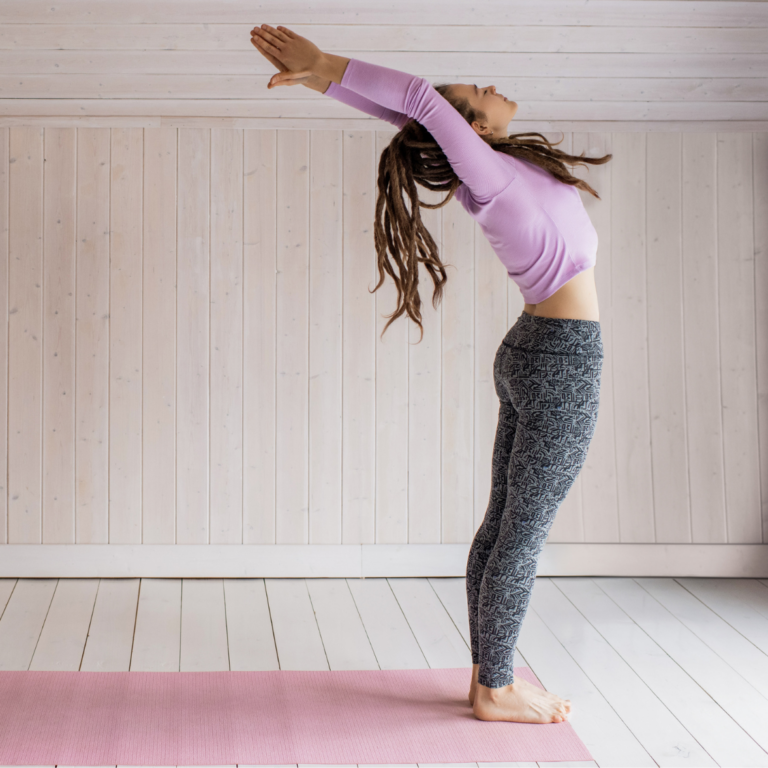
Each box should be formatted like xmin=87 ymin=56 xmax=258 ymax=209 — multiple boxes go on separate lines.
xmin=371 ymin=82 xmax=613 ymax=343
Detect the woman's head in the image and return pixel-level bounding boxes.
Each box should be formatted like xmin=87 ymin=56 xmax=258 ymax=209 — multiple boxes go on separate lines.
xmin=370 ymin=84 xmax=612 ymax=343
xmin=444 ymin=83 xmax=519 ymax=139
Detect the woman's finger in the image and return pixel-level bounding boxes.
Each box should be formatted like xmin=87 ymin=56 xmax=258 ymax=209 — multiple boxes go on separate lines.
xmin=256 ymin=26 xmax=284 ymax=51
xmin=251 ymin=36 xmax=271 ymax=56
xmin=261 ymin=24 xmax=290 ymax=43
xmin=251 ymin=29 xmax=278 ymax=53
xmin=251 ymin=37 xmax=276 ymax=62
xmin=251 ymin=36 xmax=290 ymax=74
xmin=252 ymin=31 xmax=276 ymax=53
xmin=253 ymin=41 xmax=281 ymax=69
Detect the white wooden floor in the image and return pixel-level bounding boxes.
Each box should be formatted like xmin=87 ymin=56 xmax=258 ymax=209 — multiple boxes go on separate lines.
xmin=1 ymin=576 xmax=768 ymax=768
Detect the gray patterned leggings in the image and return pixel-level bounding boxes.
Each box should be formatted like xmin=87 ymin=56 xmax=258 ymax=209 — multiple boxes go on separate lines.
xmin=466 ymin=309 xmax=604 ymax=689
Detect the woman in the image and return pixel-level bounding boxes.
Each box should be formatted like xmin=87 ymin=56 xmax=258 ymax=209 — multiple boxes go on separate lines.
xmin=251 ymin=24 xmax=611 ymax=726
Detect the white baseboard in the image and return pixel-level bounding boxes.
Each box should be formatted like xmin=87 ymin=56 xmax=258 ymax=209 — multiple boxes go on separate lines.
xmin=1 ymin=543 xmax=767 ymax=578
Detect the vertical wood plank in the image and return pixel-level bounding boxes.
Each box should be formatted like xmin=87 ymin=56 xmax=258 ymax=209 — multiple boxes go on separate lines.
xmin=244 ymin=129 xmax=277 ymax=543
xmin=308 ymin=129 xmax=343 ymax=544
xmin=342 ymin=129 xmax=375 ymax=544
xmin=276 ymin=130 xmax=309 ymax=543
xmin=755 ymin=133 xmax=768 ymax=543
xmin=142 ymin=127 xmax=177 ymax=542
xmin=717 ymin=132 xmax=761 ymax=543
xmin=683 ymin=133 xmax=727 ymax=542
xmin=76 ymin=127 xmax=110 ymax=543
xmin=177 ymin=127 xmax=210 ymax=543
xmin=574 ymin=131 xmax=620 ymax=543
xmin=409 ymin=184 xmax=442 ymax=543
xmin=611 ymin=131 xmax=655 ymax=543
xmin=210 ymin=127 xmax=243 ymax=542
xmin=647 ymin=132 xmax=691 ymax=542
xmin=0 ymin=129 xmax=6 ymax=540
xmin=42 ymin=127 xmax=76 ymax=543
xmin=8 ymin=127 xmax=43 ymax=542
xmin=441 ymin=186 xmax=476 ymax=544
xmin=109 ymin=127 xmax=143 ymax=543
xmin=374 ymin=130 xmax=409 ymax=544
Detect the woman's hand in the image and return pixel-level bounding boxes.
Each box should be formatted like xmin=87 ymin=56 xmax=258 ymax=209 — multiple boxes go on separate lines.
xmin=249 ymin=24 xmax=324 ymax=88
xmin=250 ymin=31 xmax=313 ymax=88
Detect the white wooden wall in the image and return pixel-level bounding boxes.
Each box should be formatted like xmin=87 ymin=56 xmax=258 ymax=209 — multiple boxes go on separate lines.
xmin=0 ymin=1 xmax=766 ymax=576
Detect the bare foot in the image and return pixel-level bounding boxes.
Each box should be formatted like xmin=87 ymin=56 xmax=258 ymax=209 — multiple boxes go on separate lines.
xmin=473 ymin=677 xmax=572 ymax=724
xmin=469 ymin=664 xmax=566 ymax=711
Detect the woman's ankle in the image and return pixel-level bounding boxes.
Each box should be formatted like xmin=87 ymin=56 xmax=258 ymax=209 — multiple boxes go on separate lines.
xmin=479 ymin=680 xmax=516 ymax=700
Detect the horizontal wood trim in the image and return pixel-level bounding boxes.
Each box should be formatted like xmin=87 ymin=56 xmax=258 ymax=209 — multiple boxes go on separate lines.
xmin=3 ymin=1 xmax=768 ymax=28
xmin=3 ymin=116 xmax=768 ymax=132
xmin=1 ymin=544 xmax=767 ymax=578
xmin=1 ymin=24 xmax=766 ymax=53
xmin=4 ymin=51 xmax=768 ymax=77
xmin=5 ymin=76 xmax=768 ymax=101
xmin=2 ymin=100 xmax=766 ymax=121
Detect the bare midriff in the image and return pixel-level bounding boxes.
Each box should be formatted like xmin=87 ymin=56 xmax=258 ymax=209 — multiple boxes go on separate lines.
xmin=522 ymin=266 xmax=599 ymax=322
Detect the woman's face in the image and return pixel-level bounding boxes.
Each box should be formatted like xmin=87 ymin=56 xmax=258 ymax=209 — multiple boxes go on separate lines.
xmin=449 ymin=83 xmax=518 ymax=138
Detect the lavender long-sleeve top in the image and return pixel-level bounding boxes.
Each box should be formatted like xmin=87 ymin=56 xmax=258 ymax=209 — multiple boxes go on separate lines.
xmin=325 ymin=58 xmax=598 ymax=305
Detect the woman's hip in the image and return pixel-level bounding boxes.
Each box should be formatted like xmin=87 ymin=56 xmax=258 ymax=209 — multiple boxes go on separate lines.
xmin=494 ymin=311 xmax=604 ymax=421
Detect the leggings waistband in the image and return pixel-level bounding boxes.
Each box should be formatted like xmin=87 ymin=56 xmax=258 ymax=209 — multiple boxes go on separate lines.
xmin=501 ymin=310 xmax=603 ymax=356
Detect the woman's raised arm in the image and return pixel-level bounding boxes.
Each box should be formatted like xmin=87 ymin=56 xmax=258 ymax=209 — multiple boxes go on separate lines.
xmin=315 ymin=55 xmax=517 ymax=203
xmin=323 ymin=80 xmax=410 ymax=131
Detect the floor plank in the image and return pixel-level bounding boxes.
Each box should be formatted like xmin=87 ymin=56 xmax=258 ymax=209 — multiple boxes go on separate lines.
xmin=306 ymin=577 xmax=379 ymax=669
xmin=131 ymin=578 xmax=182 ymax=671
xmin=637 ymin=578 xmax=768 ymax=699
xmin=28 ymin=578 xmax=97 ymax=671
xmin=224 ymin=578 xmax=280 ymax=671
xmin=264 ymin=579 xmax=328 ymax=671
xmin=519 ymin=594 xmax=656 ymax=767
xmin=555 ymin=577 xmax=768 ymax=766
xmin=711 ymin=578 xmax=768 ymax=621
xmin=537 ymin=763 xmax=599 ymax=768
xmin=428 ymin=577 xmax=533 ymax=669
xmin=346 ymin=577 xmax=429 ymax=669
xmin=530 ymin=578 xmax=715 ymax=766
xmin=599 ymin=577 xmax=768 ymax=754
xmin=386 ymin=578 xmax=471 ymax=669
xmin=81 ymin=579 xmax=140 ymax=671
xmin=675 ymin=577 xmax=768 ymax=654
xmin=180 ymin=578 xmax=229 ymax=671
xmin=0 ymin=578 xmax=57 ymax=670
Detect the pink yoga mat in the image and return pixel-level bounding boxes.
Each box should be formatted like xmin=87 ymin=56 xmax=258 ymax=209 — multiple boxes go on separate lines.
xmin=0 ymin=666 xmax=593 ymax=765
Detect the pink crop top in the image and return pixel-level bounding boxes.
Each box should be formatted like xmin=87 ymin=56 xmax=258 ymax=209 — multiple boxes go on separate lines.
xmin=324 ymin=57 xmax=598 ymax=304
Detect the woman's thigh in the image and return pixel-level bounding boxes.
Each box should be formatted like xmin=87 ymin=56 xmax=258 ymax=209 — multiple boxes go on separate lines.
xmin=496 ymin=344 xmax=603 ymax=534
